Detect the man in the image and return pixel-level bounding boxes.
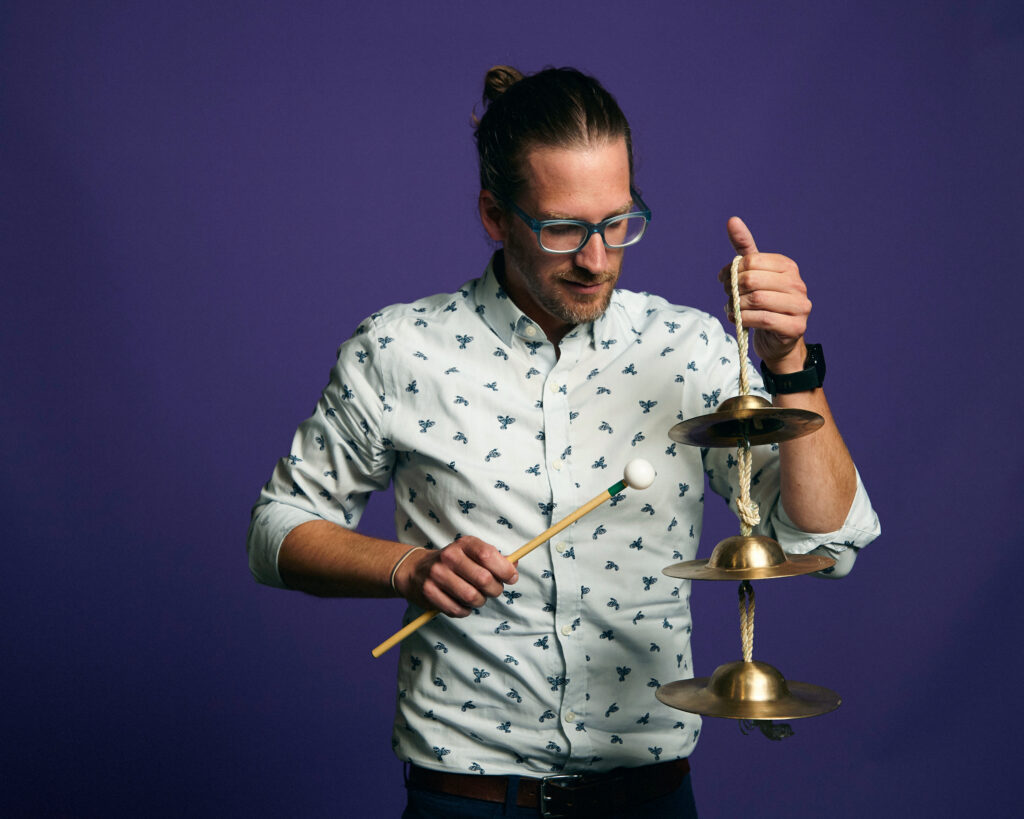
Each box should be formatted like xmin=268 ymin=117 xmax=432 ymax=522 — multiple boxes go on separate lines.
xmin=248 ymin=66 xmax=879 ymax=818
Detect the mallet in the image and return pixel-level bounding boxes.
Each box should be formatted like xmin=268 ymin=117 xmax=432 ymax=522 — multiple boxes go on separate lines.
xmin=370 ymin=458 xmax=656 ymax=658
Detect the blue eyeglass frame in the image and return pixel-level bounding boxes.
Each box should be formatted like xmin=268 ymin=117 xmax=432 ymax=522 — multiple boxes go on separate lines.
xmin=499 ymin=187 xmax=652 ymax=254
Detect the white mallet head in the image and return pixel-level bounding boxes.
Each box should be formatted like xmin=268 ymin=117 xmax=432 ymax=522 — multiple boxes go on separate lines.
xmin=623 ymin=458 xmax=656 ymax=490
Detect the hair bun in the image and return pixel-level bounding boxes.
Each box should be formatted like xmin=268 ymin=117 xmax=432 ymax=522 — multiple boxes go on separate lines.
xmin=483 ymin=65 xmax=524 ymax=103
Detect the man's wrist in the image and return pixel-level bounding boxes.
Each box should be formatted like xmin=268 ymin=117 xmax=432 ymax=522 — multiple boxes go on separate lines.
xmin=760 ymin=342 xmax=825 ymax=394
xmin=390 ymin=546 xmax=426 ymax=595
xmin=761 ymin=340 xmax=808 ymax=375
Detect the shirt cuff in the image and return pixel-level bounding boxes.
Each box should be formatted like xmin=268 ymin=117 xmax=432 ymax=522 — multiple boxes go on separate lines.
xmin=768 ymin=467 xmax=880 ymax=556
xmin=247 ymin=502 xmax=325 ymax=588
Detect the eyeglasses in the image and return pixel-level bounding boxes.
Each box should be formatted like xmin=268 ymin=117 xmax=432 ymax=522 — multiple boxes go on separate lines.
xmin=499 ymin=188 xmax=652 ymax=254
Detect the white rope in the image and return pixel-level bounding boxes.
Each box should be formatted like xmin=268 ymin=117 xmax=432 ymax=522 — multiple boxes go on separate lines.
xmin=738 ymin=580 xmax=756 ymax=662
xmin=730 ymin=255 xmax=751 ymax=397
xmin=730 ymin=260 xmax=759 ymax=664
xmin=729 ymin=255 xmax=760 ymax=535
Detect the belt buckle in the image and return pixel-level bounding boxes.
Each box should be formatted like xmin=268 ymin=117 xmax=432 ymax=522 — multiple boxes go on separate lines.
xmin=539 ymin=773 xmax=585 ymax=819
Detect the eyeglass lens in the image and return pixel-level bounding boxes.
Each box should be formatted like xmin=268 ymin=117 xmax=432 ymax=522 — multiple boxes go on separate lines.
xmin=539 ymin=215 xmax=647 ymax=252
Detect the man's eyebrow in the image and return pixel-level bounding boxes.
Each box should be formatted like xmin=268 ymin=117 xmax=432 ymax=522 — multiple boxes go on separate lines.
xmin=539 ymin=200 xmax=635 ymax=221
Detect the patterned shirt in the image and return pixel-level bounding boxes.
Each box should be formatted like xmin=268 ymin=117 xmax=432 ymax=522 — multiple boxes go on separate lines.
xmin=248 ymin=254 xmax=879 ymax=776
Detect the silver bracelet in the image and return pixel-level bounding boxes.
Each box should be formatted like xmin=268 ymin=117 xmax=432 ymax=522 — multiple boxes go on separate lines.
xmin=389 ymin=546 xmax=425 ymax=592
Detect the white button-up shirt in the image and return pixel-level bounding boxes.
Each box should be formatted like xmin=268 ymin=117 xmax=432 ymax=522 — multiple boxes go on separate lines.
xmin=248 ymin=256 xmax=879 ymax=776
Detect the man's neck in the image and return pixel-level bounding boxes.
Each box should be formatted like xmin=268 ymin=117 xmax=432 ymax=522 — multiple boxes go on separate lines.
xmin=492 ymin=250 xmax=575 ymax=348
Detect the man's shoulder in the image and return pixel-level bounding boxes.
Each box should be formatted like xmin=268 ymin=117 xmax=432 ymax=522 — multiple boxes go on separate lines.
xmin=609 ymin=287 xmax=717 ymax=333
xmin=352 ymin=278 xmax=482 ymax=336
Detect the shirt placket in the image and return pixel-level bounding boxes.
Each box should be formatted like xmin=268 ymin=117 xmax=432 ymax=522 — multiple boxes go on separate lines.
xmin=541 ymin=333 xmax=595 ymax=766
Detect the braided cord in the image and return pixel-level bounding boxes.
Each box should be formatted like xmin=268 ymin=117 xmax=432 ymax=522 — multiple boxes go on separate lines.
xmin=729 ymin=255 xmax=761 ymax=535
xmin=730 ymin=255 xmax=751 ymax=396
xmin=738 ymin=580 xmax=756 ymax=662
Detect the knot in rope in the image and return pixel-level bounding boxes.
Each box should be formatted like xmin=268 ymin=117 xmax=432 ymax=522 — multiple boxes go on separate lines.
xmin=736 ymin=498 xmax=761 ymax=534
xmin=735 ymin=447 xmax=761 ymax=535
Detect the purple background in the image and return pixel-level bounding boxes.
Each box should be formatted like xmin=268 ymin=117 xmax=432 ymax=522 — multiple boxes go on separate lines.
xmin=3 ymin=1 xmax=1021 ymax=816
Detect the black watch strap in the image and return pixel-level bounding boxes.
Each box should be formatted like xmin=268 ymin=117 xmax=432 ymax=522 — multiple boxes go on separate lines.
xmin=759 ymin=343 xmax=826 ymax=395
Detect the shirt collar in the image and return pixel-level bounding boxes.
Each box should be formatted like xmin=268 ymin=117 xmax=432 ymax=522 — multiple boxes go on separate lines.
xmin=475 ymin=251 xmax=630 ymax=350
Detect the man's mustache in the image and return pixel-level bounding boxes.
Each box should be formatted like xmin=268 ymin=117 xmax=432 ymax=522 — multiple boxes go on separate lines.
xmin=559 ymin=268 xmax=617 ymax=285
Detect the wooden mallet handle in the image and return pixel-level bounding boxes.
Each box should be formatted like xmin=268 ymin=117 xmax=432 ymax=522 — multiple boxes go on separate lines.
xmin=370 ymin=460 xmax=655 ymax=658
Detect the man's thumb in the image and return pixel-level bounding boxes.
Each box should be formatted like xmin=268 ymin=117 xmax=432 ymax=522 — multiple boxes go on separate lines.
xmin=727 ymin=216 xmax=758 ymax=255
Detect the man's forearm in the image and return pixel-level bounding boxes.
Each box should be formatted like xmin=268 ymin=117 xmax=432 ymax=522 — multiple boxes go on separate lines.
xmin=278 ymin=519 xmax=410 ymax=597
xmin=278 ymin=519 xmax=520 ymax=618
xmin=775 ymin=387 xmax=857 ymax=533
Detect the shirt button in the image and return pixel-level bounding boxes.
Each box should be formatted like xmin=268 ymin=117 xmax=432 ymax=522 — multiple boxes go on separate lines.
xmin=565 ymin=711 xmax=576 ymax=723
xmin=561 ymin=624 xmax=573 ymax=636
xmin=555 ymin=541 xmax=567 ymax=553
xmin=525 ymin=324 xmax=538 ymax=337
xmin=552 ymin=460 xmax=563 ymax=471
xmin=549 ymin=382 xmax=562 ymax=394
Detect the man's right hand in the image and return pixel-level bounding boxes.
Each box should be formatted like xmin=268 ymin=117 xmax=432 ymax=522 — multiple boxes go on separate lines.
xmin=394 ymin=536 xmax=519 ymax=617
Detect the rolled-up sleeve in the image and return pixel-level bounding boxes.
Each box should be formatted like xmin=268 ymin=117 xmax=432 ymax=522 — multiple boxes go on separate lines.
xmin=767 ymin=467 xmax=879 ymax=555
xmin=247 ymin=317 xmax=395 ymax=587
xmin=707 ymin=440 xmax=879 ymax=579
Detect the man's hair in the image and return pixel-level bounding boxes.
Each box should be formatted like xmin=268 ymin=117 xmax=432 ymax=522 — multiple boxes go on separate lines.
xmin=473 ymin=65 xmax=634 ymax=205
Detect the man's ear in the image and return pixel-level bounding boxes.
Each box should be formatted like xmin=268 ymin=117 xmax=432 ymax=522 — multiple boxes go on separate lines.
xmin=479 ymin=190 xmax=507 ymax=242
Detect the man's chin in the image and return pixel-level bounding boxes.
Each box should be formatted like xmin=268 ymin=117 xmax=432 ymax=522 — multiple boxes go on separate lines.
xmin=554 ymin=292 xmax=613 ymax=325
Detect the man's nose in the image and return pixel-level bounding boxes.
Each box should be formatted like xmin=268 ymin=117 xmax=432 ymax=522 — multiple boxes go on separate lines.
xmin=574 ymin=231 xmax=608 ymax=273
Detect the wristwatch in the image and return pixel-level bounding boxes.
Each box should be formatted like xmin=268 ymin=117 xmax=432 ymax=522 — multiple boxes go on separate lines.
xmin=759 ymin=343 xmax=825 ymax=394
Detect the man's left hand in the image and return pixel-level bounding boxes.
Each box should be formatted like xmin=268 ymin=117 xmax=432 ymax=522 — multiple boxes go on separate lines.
xmin=719 ymin=216 xmax=811 ymax=372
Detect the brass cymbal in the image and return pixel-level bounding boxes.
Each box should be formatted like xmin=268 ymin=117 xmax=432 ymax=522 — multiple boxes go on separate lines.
xmin=656 ymin=660 xmax=841 ymax=720
xmin=663 ymin=535 xmax=834 ymax=580
xmin=668 ymin=395 xmax=824 ymax=447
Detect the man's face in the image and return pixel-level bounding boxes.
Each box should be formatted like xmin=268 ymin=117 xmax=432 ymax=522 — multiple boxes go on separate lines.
xmin=494 ymin=138 xmax=633 ymax=342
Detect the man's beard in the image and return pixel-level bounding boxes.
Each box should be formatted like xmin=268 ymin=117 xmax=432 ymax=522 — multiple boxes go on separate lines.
xmin=538 ymin=273 xmax=616 ymax=325
xmin=504 ymin=242 xmax=621 ymax=327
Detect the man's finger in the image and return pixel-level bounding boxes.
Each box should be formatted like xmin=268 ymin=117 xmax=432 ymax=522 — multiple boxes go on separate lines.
xmin=421 ymin=575 xmax=475 ymax=617
xmin=460 ymin=537 xmax=518 ymax=584
xmin=727 ymin=216 xmax=758 ymax=256
xmin=733 ymin=289 xmax=811 ymax=317
xmin=439 ymin=543 xmax=504 ymax=598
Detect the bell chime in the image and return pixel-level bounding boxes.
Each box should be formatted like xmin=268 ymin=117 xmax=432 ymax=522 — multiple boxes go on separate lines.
xmin=656 ymin=256 xmax=841 ymax=726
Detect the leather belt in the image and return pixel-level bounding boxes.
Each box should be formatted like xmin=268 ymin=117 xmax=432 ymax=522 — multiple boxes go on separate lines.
xmin=407 ymin=758 xmax=690 ymax=817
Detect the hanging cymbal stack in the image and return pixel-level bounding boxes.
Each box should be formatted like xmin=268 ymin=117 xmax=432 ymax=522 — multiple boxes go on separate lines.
xmin=656 ymin=257 xmax=840 ymax=729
